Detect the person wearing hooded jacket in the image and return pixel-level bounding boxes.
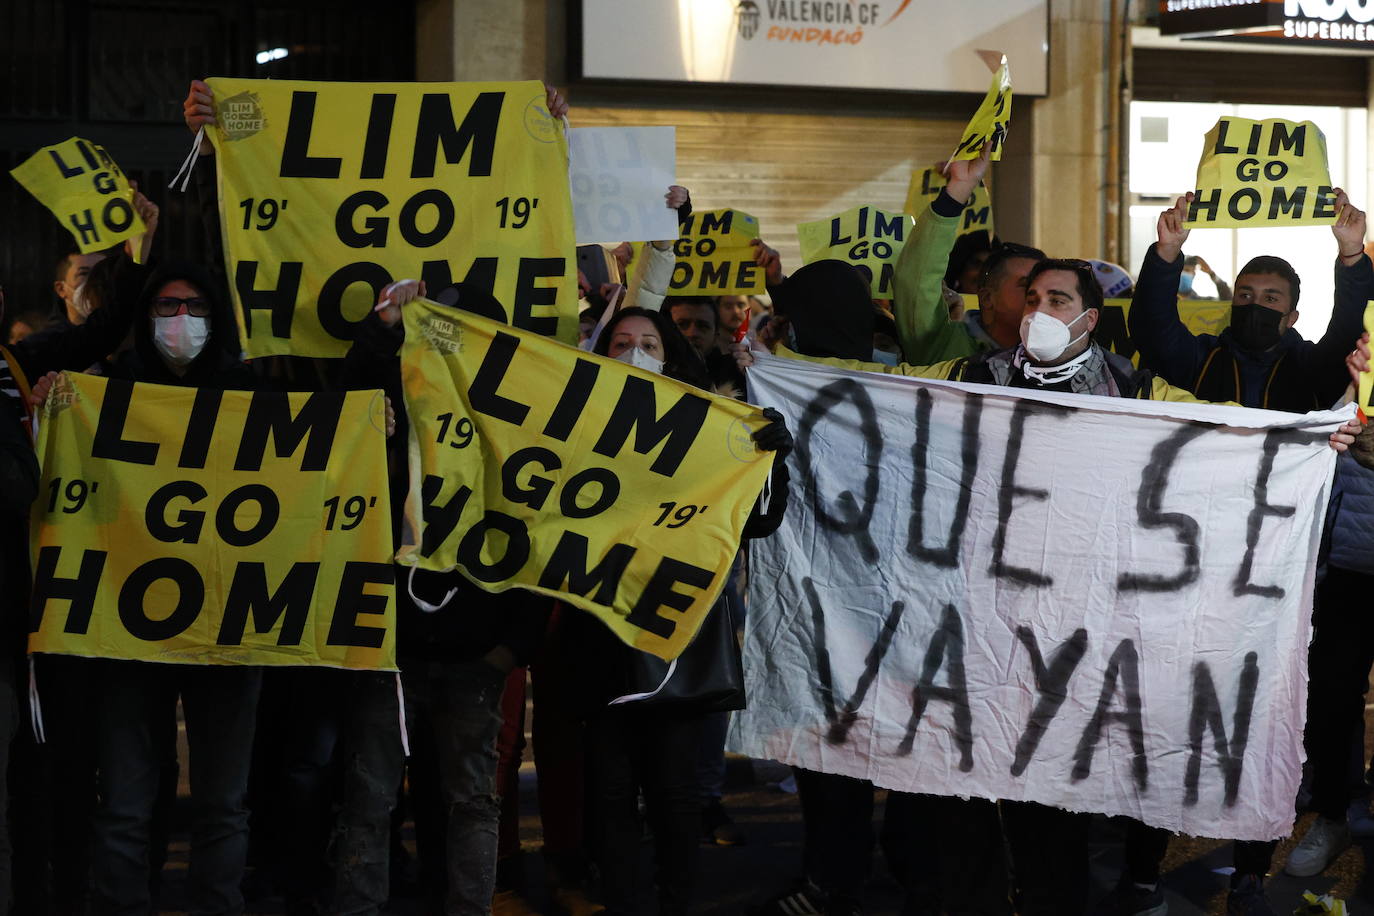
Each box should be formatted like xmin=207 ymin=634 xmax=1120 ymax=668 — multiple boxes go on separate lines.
xmin=1129 ymin=189 xmax=1373 ymax=912
xmin=26 ymin=261 xmax=261 ymax=916
xmin=333 ymin=279 xmax=553 ymax=916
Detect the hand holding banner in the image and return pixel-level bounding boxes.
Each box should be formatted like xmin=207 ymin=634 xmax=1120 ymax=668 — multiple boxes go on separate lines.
xmin=947 ymin=53 xmax=1011 ymax=165
xmin=207 ymin=78 xmax=579 ymax=358
xmin=904 ymin=167 xmax=995 ymax=239
xmin=664 ymin=208 xmax=767 ymax=295
xmin=10 ymin=137 xmax=147 ymax=260
xmin=29 ymin=373 xmax=396 ymax=669
xmin=797 ymin=206 xmax=913 ymax=298
xmin=1185 ymin=117 xmax=1337 ymax=229
xmin=398 ymin=299 xmax=775 ymax=660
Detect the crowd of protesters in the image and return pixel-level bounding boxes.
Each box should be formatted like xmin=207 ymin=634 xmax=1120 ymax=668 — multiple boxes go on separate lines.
xmin=0 ymin=77 xmax=1373 ymax=916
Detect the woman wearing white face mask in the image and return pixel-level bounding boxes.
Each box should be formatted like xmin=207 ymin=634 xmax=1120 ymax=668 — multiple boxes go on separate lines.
xmin=592 ymin=306 xmax=712 ymax=390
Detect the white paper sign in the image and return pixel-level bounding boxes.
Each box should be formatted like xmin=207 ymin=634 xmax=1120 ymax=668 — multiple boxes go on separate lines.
xmin=731 ymin=355 xmax=1347 ymax=841
xmin=569 ymin=127 xmax=678 ymax=244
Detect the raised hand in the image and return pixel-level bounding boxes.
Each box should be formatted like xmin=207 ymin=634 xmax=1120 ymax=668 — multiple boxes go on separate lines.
xmin=943 ymin=141 xmax=992 ymax=205
xmin=1331 ymin=188 xmax=1367 ymax=265
xmin=374 ymin=279 xmax=427 ymax=327
xmin=1156 ymin=192 xmax=1193 ymax=263
xmin=183 ymin=80 xmax=215 ymax=155
xmin=543 ymin=83 xmax=569 ymax=120
xmin=125 ymin=182 xmax=159 ymax=262
xmin=751 ymin=238 xmax=783 ymax=286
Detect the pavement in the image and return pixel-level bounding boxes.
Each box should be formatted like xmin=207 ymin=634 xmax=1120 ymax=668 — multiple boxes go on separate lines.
xmin=141 ymin=707 xmax=1374 ymax=915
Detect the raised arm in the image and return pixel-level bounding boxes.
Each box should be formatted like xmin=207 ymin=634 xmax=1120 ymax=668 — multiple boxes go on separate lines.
xmin=1310 ymin=189 xmax=1372 ymax=405
xmin=1127 ymin=193 xmax=1209 ymax=386
xmin=892 ymin=145 xmax=990 ymax=365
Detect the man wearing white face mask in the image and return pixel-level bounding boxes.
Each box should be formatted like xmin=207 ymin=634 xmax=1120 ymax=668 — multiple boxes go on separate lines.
xmin=737 ymin=256 xmax=1363 ymax=916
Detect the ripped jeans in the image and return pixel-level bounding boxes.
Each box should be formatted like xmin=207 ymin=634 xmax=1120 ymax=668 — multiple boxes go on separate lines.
xmin=331 ymin=672 xmax=404 ymax=916
xmin=406 ymin=659 xmax=508 ymax=915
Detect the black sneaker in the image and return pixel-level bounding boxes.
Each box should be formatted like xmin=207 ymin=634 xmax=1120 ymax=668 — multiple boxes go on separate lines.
xmin=1101 ymin=878 xmax=1167 ymax=916
xmin=749 ymin=878 xmax=827 ymax=915
xmin=701 ymin=800 xmax=748 ymax=846
xmin=1226 ymin=875 xmax=1276 ymax=916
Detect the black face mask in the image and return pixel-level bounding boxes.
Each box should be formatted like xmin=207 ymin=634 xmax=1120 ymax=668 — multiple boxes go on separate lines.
xmin=1230 ymin=303 xmax=1286 ymax=352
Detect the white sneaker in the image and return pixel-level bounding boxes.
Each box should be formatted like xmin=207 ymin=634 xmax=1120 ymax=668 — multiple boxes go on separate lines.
xmin=1284 ymin=816 xmax=1351 ymax=877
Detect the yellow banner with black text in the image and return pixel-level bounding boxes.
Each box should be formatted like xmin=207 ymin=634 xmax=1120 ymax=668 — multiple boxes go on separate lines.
xmin=28 ymin=373 xmax=397 ymax=670
xmin=398 ymin=299 xmax=776 ymax=660
xmin=9 ymin=137 xmax=146 ymax=259
xmin=207 ymin=78 xmax=579 ymax=358
xmin=1186 ymin=117 xmax=1337 ymax=229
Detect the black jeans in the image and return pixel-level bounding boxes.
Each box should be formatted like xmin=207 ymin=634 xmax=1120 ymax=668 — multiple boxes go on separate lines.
xmin=1307 ymin=565 xmax=1374 ymax=820
xmin=793 ymin=768 xmax=874 ymax=906
xmin=404 ymin=659 xmax=508 ymax=916
xmin=90 ymin=660 xmax=261 ymax=916
xmin=330 ymin=670 xmax=404 ymax=916
xmin=13 ymin=654 xmax=99 ymax=915
xmin=586 ymin=705 xmax=702 ymax=916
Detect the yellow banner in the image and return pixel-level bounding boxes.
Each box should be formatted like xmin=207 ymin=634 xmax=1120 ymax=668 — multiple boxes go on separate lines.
xmin=398 ymin=299 xmax=776 ymax=660
xmin=664 ymin=208 xmax=767 ymax=295
xmin=206 ymin=78 xmax=579 ymax=358
xmin=1184 ymin=117 xmax=1336 ymax=229
xmin=29 ymin=373 xmax=396 ymax=669
xmin=903 ymin=168 xmax=995 ymax=239
xmin=797 ymin=206 xmax=913 ymax=297
xmin=948 ymin=54 xmax=1012 ymax=163
xmin=10 ymin=137 xmax=146 ymax=258
xmin=1359 ymin=302 xmax=1374 ymax=417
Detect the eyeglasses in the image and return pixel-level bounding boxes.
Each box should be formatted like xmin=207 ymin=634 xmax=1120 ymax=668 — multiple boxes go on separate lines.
xmin=152 ymin=296 xmax=211 ymax=317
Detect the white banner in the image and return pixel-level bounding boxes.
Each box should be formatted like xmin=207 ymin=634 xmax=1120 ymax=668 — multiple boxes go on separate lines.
xmin=569 ymin=127 xmax=678 ymax=244
xmin=731 ymin=355 xmax=1347 ymax=841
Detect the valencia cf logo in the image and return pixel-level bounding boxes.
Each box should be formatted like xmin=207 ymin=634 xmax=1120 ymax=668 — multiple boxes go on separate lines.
xmin=737 ymin=0 xmax=760 ymax=39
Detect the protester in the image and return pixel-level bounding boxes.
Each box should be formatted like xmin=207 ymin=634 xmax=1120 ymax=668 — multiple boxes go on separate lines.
xmin=6 ymin=308 xmax=53 ymax=345
xmin=22 ymin=260 xmax=259 ymax=915
xmin=715 ymin=294 xmax=752 ymax=353
xmin=943 ymin=229 xmax=992 ymax=294
xmin=1180 ymin=254 xmax=1231 ymax=299
xmin=667 ymin=294 xmax=746 ymax=395
xmin=337 ymin=276 xmax=551 ymax=916
xmin=1117 ymin=190 xmax=1371 ymax=911
xmin=892 ymin=145 xmax=1045 ymax=365
xmin=574 ymin=304 xmax=791 ymax=916
xmin=0 ymin=377 xmax=39 ymax=916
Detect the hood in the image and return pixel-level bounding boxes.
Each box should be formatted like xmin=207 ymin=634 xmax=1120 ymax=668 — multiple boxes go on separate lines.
xmin=132 ymin=261 xmax=239 ymax=383
xmin=772 ymin=259 xmax=874 ymax=360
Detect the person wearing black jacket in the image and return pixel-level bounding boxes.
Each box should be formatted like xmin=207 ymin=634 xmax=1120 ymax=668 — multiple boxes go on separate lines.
xmin=567 ymin=305 xmax=789 ymax=916
xmin=1127 ymin=189 xmax=1371 ymax=915
xmin=334 ymin=279 xmax=552 ymax=915
xmin=33 ymin=260 xmax=261 ymax=916
xmin=0 ymin=387 xmax=40 ymax=912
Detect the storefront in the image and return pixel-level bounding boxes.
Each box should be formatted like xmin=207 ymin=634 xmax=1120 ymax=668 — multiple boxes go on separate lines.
xmin=1131 ymin=3 xmax=1373 ymax=335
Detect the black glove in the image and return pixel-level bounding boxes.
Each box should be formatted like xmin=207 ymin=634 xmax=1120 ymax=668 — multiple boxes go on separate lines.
xmin=751 ymin=407 xmax=792 ymax=460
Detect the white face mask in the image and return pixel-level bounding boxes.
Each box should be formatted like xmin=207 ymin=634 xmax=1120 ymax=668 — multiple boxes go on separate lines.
xmin=615 ymin=346 xmax=664 ymax=375
xmin=152 ymin=314 xmax=211 ymax=367
xmin=70 ymin=280 xmax=94 ymax=320
xmin=1019 ymin=309 xmax=1089 ymax=363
